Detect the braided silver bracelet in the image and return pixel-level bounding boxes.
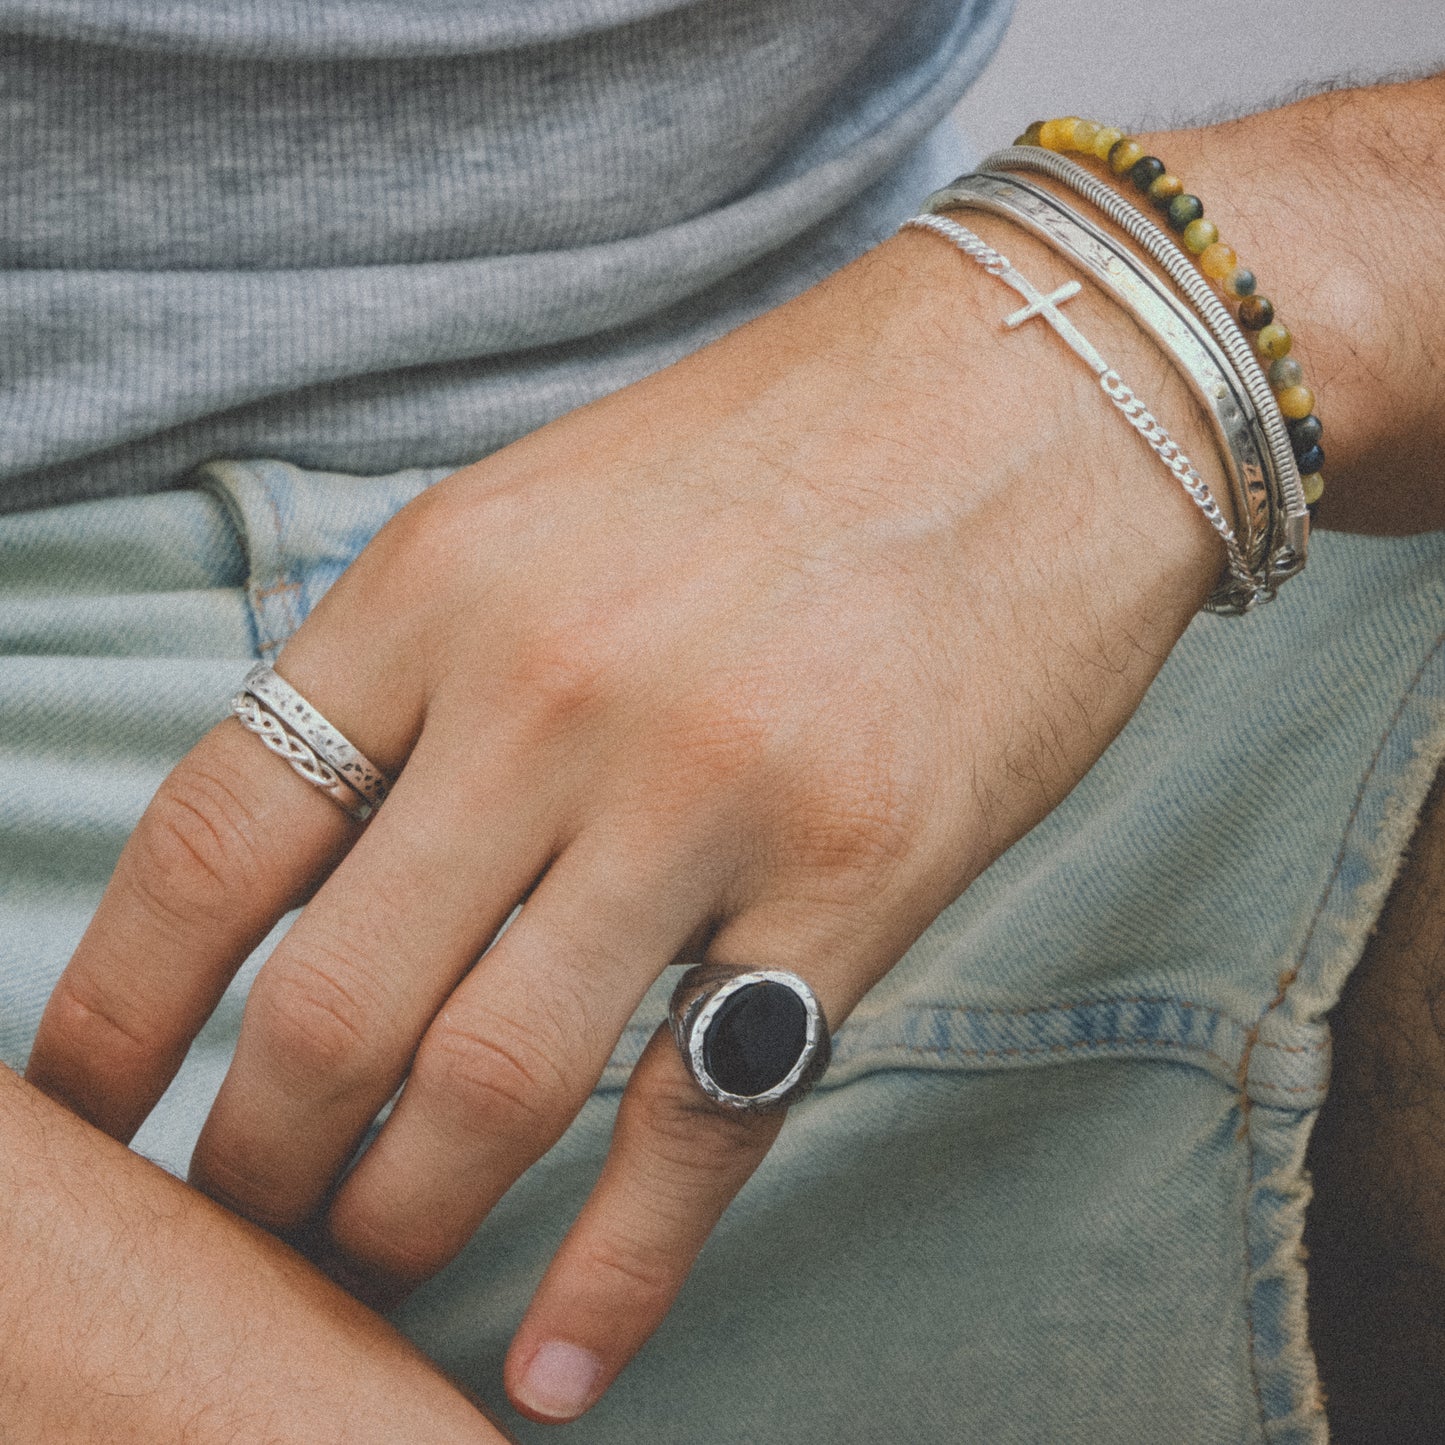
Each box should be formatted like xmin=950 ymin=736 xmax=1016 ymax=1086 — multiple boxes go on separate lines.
xmin=900 ymin=211 xmax=1261 ymax=612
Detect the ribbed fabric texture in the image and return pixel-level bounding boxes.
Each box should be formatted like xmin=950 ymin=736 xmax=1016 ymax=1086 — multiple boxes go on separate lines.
xmin=0 ymin=0 xmax=1013 ymax=511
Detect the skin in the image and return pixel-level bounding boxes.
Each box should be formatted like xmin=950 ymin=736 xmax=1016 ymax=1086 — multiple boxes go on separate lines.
xmin=18 ymin=70 xmax=1445 ymax=1432
xmin=0 ymin=1062 xmax=510 ymax=1443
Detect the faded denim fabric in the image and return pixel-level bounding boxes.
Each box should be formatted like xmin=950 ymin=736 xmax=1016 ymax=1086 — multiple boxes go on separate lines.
xmin=2 ymin=462 xmax=1443 ymax=1443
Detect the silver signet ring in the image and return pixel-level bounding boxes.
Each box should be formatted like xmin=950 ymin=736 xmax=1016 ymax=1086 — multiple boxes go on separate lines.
xmin=668 ymin=964 xmax=831 ymax=1111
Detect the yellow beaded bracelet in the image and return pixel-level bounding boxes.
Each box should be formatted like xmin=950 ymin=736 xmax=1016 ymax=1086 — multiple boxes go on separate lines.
xmin=1016 ymin=117 xmax=1324 ymax=511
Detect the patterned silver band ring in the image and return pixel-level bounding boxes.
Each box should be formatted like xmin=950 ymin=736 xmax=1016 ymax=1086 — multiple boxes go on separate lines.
xmin=230 ymin=664 xmax=392 ymax=822
xmin=668 ymin=963 xmax=831 ymax=1112
xmin=230 ymin=691 xmax=374 ymax=821
xmin=238 ymin=663 xmax=390 ymax=809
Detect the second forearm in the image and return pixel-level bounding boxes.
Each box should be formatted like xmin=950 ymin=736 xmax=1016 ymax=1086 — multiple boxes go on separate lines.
xmin=0 ymin=1065 xmax=506 ymax=1445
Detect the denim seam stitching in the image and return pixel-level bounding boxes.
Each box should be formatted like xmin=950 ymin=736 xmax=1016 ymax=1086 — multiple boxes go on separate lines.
xmin=247 ymin=464 xmax=302 ymax=658
xmin=602 ymin=994 xmax=1327 ymax=1103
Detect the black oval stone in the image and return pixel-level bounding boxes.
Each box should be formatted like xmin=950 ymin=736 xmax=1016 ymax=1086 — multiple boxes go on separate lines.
xmin=702 ymin=982 xmax=808 ymax=1097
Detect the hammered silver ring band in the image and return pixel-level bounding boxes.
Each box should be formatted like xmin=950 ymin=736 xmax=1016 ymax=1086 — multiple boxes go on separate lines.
xmin=230 ymin=664 xmax=391 ymax=822
xmin=668 ymin=963 xmax=831 ymax=1111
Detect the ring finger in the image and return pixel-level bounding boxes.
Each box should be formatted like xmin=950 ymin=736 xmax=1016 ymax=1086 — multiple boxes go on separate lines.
xmin=502 ymin=906 xmax=885 ymax=1424
xmin=317 ymin=824 xmax=723 ymax=1304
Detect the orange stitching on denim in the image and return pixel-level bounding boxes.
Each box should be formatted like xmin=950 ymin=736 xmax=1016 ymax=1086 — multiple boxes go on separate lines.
xmin=619 ymin=996 xmax=1327 ymax=1074
xmin=1254 ymin=1037 xmax=1329 ymax=1054
xmin=247 ymin=465 xmax=304 ymax=652
xmin=911 ymin=997 xmax=1324 ymax=1049
xmin=925 ymin=995 xmax=1209 ymax=1017
xmin=252 ymin=578 xmax=303 ymax=655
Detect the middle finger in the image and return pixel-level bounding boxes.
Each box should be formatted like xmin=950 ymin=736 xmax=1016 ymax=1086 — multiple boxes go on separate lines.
xmin=187 ymin=726 xmax=562 ymax=1233
xmin=317 ymin=822 xmax=719 ymax=1301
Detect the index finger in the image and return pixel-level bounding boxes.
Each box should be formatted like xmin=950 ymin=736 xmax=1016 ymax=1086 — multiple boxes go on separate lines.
xmin=25 ymin=652 xmax=415 ymax=1141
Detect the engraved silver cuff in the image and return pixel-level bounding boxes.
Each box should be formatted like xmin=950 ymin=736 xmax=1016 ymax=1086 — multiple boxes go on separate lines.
xmin=948 ymin=146 xmax=1309 ymax=590
xmin=668 ymin=964 xmax=831 ymax=1112
xmin=901 ymin=209 xmax=1259 ymax=611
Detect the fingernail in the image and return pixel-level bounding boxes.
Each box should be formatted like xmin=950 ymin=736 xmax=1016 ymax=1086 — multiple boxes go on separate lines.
xmin=517 ymin=1340 xmax=604 ymax=1420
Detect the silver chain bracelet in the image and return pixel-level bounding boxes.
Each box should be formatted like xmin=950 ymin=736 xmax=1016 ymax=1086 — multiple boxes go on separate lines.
xmin=900 ymin=211 xmax=1261 ymax=612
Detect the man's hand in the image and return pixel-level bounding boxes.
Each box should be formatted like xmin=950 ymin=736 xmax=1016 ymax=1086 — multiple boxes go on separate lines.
xmin=0 ymin=1064 xmax=509 ymax=1444
xmin=25 ymin=210 xmax=1228 ymax=1424
xmin=25 ymin=71 xmax=1445 ymax=1426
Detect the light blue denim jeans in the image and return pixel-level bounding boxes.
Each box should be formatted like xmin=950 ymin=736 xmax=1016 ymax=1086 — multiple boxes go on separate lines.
xmin=3 ymin=459 xmax=1444 ymax=1443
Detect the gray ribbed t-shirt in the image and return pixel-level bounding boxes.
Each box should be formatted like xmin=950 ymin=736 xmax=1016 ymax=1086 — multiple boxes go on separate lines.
xmin=0 ymin=0 xmax=1013 ymax=512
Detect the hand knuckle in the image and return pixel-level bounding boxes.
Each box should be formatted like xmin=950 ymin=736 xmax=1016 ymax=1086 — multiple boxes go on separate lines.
xmin=414 ymin=1008 xmax=573 ymax=1139
xmin=40 ymin=973 xmax=168 ymax=1092
xmin=130 ymin=761 xmax=270 ymax=926
xmin=575 ymin=1233 xmax=678 ymax=1311
xmin=785 ymin=744 xmax=927 ymax=883
xmin=661 ymin=691 xmax=772 ymax=794
xmin=250 ymin=948 xmax=383 ymax=1088
xmin=626 ymin=1069 xmax=775 ymax=1178
xmin=794 ymin=792 xmax=917 ymax=877
xmin=373 ymin=479 xmax=466 ymax=570
xmin=328 ymin=1206 xmax=448 ymax=1289
xmin=194 ymin=1143 xmax=305 ymax=1233
xmin=508 ymin=622 xmax=617 ymax=738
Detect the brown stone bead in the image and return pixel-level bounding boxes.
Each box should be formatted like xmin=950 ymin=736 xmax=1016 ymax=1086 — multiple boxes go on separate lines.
xmin=1165 ymin=193 xmax=1204 ymax=231
xmin=1183 ymin=218 xmax=1219 ymax=255
xmin=1091 ymin=126 xmax=1124 ymax=160
xmin=1200 ymin=242 xmax=1238 ymax=279
xmin=1269 ymin=356 xmax=1304 ymax=390
xmin=1223 ymin=266 xmax=1257 ymax=298
xmin=1276 ymin=384 xmax=1315 ymax=420
xmin=1238 ymin=294 xmax=1275 ymax=330
xmin=1256 ymin=322 xmax=1292 ymax=360
xmin=1148 ymin=172 xmax=1184 ymax=204
xmin=1040 ymin=117 xmax=1075 ymax=150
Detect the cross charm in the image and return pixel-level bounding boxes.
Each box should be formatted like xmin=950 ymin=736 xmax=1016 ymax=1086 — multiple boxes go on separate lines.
xmin=1004 ymin=278 xmax=1082 ymax=331
xmin=993 ymin=269 xmax=1108 ymax=378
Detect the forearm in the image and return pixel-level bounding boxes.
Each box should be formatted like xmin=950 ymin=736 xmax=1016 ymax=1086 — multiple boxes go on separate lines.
xmin=0 ymin=1064 xmax=506 ymax=1444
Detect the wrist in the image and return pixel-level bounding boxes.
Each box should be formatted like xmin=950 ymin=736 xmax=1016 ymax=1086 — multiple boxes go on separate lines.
xmin=866 ymin=215 xmax=1230 ymax=625
xmin=1135 ymin=72 xmax=1445 ymax=532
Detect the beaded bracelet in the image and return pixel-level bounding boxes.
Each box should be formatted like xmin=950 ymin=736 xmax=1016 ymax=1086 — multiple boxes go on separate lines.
xmin=1014 ymin=117 xmax=1325 ymax=513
